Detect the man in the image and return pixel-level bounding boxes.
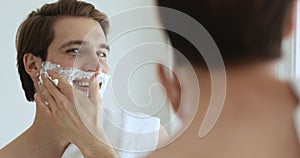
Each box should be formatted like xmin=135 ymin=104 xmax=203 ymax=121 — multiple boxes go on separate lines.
xmin=0 ymin=0 xmax=163 ymax=157
xmin=149 ymin=0 xmax=300 ymax=157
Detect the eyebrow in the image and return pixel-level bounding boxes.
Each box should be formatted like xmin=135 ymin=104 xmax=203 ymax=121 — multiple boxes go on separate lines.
xmin=59 ymin=40 xmax=110 ymax=52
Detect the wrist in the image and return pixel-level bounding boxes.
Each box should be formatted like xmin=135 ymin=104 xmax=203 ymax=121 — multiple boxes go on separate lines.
xmin=74 ymin=131 xmax=118 ymax=158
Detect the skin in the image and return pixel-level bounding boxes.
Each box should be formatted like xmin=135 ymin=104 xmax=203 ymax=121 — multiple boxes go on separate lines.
xmin=0 ymin=16 xmax=168 ymax=158
xmin=148 ymin=2 xmax=300 ymax=157
xmin=149 ymin=63 xmax=300 ymax=158
xmin=0 ymin=17 xmax=116 ymax=158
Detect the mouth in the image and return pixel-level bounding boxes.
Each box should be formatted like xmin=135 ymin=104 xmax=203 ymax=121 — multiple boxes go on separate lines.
xmin=72 ymin=79 xmax=102 ymax=92
xmin=72 ymin=79 xmax=90 ymax=93
xmin=73 ymin=80 xmax=90 ymax=88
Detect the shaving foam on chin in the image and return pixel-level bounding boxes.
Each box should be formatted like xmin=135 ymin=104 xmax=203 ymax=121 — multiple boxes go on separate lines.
xmin=39 ymin=61 xmax=110 ymax=97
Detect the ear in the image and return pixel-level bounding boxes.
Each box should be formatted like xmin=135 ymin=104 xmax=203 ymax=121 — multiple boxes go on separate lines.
xmin=157 ymin=64 xmax=181 ymax=113
xmin=23 ymin=53 xmax=42 ymax=81
xmin=284 ymin=1 xmax=297 ymax=38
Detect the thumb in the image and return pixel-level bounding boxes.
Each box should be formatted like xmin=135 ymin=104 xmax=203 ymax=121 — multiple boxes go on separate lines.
xmin=89 ymin=72 xmax=102 ymax=106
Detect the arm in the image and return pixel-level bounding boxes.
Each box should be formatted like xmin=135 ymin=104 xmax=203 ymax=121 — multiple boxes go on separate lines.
xmin=74 ymin=132 xmax=118 ymax=158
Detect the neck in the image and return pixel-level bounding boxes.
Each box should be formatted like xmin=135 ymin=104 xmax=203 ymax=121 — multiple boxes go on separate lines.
xmin=26 ymin=104 xmax=70 ymax=157
xmin=195 ymin=60 xmax=279 ymax=93
xmin=178 ymin=61 xmax=285 ymax=135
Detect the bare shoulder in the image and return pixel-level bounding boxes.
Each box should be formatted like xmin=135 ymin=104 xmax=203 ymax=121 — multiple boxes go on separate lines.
xmin=0 ymin=147 xmax=10 ymax=158
xmin=0 ymin=140 xmax=20 ymax=158
xmin=148 ymin=82 xmax=300 ymax=158
xmin=0 ymin=130 xmax=33 ymax=158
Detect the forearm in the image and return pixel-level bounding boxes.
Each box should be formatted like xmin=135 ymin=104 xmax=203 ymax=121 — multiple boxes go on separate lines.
xmin=74 ymin=130 xmax=119 ymax=158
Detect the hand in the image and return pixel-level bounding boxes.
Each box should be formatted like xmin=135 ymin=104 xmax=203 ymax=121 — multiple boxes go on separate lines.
xmin=35 ymin=70 xmax=102 ymax=140
xmin=34 ymin=70 xmax=118 ymax=158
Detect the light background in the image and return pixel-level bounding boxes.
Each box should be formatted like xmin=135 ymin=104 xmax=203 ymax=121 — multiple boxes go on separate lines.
xmin=0 ymin=0 xmax=299 ymax=148
xmin=0 ymin=0 xmax=171 ymax=148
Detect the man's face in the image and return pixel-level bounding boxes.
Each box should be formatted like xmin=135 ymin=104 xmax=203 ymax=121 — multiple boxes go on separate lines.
xmin=46 ymin=17 xmax=109 ymax=92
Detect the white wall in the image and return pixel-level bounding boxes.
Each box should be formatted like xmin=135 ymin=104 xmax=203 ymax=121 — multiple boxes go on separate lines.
xmin=277 ymin=3 xmax=299 ymax=81
xmin=296 ymin=1 xmax=300 ymax=80
xmin=1 ymin=0 xmax=299 ymax=149
xmin=0 ymin=0 xmax=171 ymax=148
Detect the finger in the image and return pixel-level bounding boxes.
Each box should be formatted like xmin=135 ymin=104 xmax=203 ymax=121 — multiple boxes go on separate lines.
xmin=42 ymin=73 xmax=66 ymax=104
xmin=40 ymin=83 xmax=57 ymax=111
xmin=95 ymin=61 xmax=101 ymax=73
xmin=89 ymin=72 xmax=101 ymax=106
xmin=157 ymin=64 xmax=181 ymax=112
xmin=46 ymin=70 xmax=73 ymax=97
xmin=157 ymin=64 xmax=171 ymax=98
xmin=34 ymin=93 xmax=51 ymax=117
xmin=170 ymin=69 xmax=181 ymax=112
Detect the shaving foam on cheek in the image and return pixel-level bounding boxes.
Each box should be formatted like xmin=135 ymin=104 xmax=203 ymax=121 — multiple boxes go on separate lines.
xmin=38 ymin=61 xmax=110 ymax=97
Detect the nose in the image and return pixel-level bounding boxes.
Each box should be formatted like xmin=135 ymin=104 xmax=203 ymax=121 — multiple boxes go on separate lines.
xmin=77 ymin=52 xmax=109 ymax=74
xmin=80 ymin=52 xmax=98 ymax=71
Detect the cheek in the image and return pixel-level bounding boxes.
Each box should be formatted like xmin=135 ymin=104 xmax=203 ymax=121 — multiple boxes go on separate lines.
xmin=47 ymin=44 xmax=75 ymax=68
xmin=100 ymin=62 xmax=110 ymax=74
xmin=46 ymin=54 xmax=75 ymax=68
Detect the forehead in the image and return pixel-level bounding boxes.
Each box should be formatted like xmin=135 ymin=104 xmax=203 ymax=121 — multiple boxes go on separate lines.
xmin=52 ymin=17 xmax=107 ymax=46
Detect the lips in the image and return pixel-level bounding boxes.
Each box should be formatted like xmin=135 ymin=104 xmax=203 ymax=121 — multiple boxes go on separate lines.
xmin=72 ymin=79 xmax=102 ymax=90
xmin=73 ymin=80 xmax=89 ymax=87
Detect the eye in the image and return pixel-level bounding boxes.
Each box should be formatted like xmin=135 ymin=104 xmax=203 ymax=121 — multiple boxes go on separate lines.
xmin=66 ymin=48 xmax=80 ymax=54
xmin=97 ymin=51 xmax=107 ymax=58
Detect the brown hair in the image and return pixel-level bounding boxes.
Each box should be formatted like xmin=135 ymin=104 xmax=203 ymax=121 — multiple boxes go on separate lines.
xmin=157 ymin=0 xmax=295 ymax=67
xmin=16 ymin=0 xmax=109 ymax=101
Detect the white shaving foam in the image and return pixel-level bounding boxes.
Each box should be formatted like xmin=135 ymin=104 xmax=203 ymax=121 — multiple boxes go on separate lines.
xmin=39 ymin=61 xmax=110 ymax=97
